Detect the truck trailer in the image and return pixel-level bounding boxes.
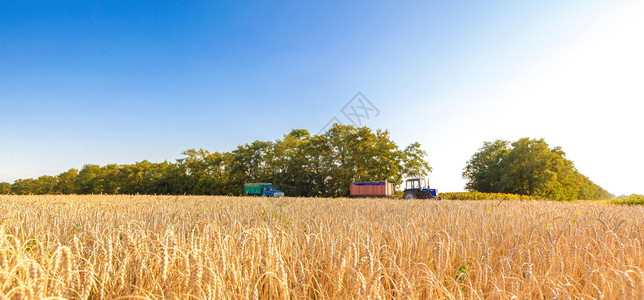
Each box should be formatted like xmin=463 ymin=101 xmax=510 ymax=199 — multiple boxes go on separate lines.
xmin=350 ymin=181 xmax=396 ymax=197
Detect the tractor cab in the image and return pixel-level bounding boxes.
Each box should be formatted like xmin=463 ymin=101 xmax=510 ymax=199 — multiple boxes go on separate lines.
xmin=405 ymin=178 xmax=426 ymax=191
xmin=403 ymin=178 xmax=440 ymax=200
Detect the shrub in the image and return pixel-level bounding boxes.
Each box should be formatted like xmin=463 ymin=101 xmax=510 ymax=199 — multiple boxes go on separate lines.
xmin=609 ymin=194 xmax=644 ymax=205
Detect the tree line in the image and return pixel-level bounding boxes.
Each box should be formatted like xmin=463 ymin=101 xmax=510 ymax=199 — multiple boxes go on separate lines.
xmin=0 ymin=125 xmax=431 ymax=197
xmin=462 ymin=138 xmax=612 ymax=200
xmin=0 ymin=129 xmax=613 ymax=200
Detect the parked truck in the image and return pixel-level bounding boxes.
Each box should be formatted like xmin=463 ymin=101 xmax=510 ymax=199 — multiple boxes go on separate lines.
xmin=350 ymin=181 xmax=396 ymax=197
xmin=244 ymin=183 xmax=285 ymax=197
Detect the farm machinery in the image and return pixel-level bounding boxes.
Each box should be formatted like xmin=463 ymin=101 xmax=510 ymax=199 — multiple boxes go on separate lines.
xmin=402 ymin=178 xmax=440 ymax=200
xmin=244 ymin=183 xmax=285 ymax=197
xmin=349 ymin=178 xmax=440 ymax=200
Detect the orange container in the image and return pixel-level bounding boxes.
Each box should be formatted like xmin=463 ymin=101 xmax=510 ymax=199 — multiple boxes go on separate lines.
xmin=350 ymin=181 xmax=395 ymax=197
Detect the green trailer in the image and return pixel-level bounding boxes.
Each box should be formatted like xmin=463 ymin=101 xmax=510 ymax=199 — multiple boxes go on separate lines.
xmin=244 ymin=183 xmax=285 ymax=197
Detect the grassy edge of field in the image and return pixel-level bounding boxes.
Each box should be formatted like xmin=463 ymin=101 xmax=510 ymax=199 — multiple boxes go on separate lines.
xmin=604 ymin=194 xmax=644 ymax=205
xmin=429 ymin=191 xmax=643 ymax=205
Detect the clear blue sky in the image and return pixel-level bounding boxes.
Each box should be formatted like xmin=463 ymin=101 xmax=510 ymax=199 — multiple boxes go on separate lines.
xmin=1 ymin=0 xmax=642 ymax=195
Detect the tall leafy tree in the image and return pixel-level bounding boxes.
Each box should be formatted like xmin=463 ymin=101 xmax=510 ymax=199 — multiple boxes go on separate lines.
xmin=271 ymin=129 xmax=311 ymax=196
xmin=54 ymin=169 xmax=78 ymax=194
xmin=32 ymin=176 xmax=57 ymax=194
xmin=462 ymin=140 xmax=510 ymax=192
xmin=75 ymin=165 xmax=104 ymax=194
xmin=401 ymin=142 xmax=432 ymax=179
xmin=176 ymin=150 xmax=231 ymax=195
xmin=463 ymin=138 xmax=612 ymax=200
xmin=11 ymin=179 xmax=36 ymax=195
xmin=0 ymin=182 xmax=12 ymax=194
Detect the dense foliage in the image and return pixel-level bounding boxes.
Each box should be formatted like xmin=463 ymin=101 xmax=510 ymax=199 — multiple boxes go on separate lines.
xmin=463 ymin=138 xmax=612 ymax=200
xmin=609 ymin=194 xmax=644 ymax=205
xmin=0 ymin=125 xmax=430 ymax=197
xmin=440 ymin=192 xmax=541 ymax=201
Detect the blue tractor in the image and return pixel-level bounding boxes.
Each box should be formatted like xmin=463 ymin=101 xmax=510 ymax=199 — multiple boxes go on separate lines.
xmin=402 ymin=178 xmax=441 ymax=200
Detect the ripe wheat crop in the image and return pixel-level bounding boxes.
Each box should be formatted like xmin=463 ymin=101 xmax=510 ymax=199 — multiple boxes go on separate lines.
xmin=0 ymin=195 xmax=642 ymax=299
xmin=440 ymin=192 xmax=541 ymax=201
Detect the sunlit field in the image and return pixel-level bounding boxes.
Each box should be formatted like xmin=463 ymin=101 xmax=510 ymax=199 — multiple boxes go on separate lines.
xmin=0 ymin=195 xmax=642 ymax=299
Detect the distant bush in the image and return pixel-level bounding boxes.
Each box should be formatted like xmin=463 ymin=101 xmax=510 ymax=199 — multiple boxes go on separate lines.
xmin=440 ymin=192 xmax=542 ymax=201
xmin=609 ymin=194 xmax=644 ymax=205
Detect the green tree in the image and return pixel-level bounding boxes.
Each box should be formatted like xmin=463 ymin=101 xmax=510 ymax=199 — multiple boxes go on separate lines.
xmin=176 ymin=150 xmax=231 ymax=195
xmin=288 ymin=124 xmax=430 ymax=197
xmin=401 ymin=142 xmax=432 ymax=179
xmin=269 ymin=129 xmax=311 ymax=196
xmin=54 ymin=169 xmax=78 ymax=194
xmin=298 ymin=133 xmax=333 ymax=196
xmin=75 ymin=165 xmax=104 ymax=194
xmin=0 ymin=182 xmax=11 ymax=194
xmin=463 ymin=138 xmax=612 ymax=200
xmin=99 ymin=164 xmax=122 ymax=194
xmin=227 ymin=141 xmax=275 ymax=195
xmin=32 ymin=175 xmax=57 ymax=194
xmin=118 ymin=161 xmax=178 ymax=194
xmin=462 ymin=140 xmax=510 ymax=192
xmin=11 ymin=179 xmax=36 ymax=195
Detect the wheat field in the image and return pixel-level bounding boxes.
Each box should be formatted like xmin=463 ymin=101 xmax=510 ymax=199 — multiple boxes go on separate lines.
xmin=0 ymin=195 xmax=642 ymax=299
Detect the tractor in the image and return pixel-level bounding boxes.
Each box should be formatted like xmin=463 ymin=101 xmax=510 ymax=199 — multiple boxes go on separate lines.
xmin=402 ymin=178 xmax=440 ymax=200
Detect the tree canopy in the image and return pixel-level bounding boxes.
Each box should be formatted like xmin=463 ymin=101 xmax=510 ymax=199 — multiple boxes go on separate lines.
xmin=463 ymin=138 xmax=612 ymax=200
xmin=1 ymin=124 xmax=431 ymax=197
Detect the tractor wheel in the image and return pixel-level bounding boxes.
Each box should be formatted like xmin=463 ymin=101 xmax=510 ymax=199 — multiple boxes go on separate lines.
xmin=403 ymin=191 xmax=416 ymax=200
